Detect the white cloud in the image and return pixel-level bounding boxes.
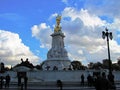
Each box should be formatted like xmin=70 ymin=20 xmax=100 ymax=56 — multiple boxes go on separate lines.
xmin=61 ymin=0 xmax=68 ymax=5
xmin=31 ymin=23 xmax=52 ymax=48
xmin=49 ymin=13 xmax=58 ymax=20
xmin=62 ymin=7 xmax=106 ymax=28
xmin=92 ymin=0 xmax=120 ymax=17
xmin=0 ymin=30 xmax=39 ymax=67
xmin=110 ymin=18 xmax=120 ymax=31
xmin=61 ymin=7 xmax=120 ymax=64
xmin=31 ymin=6 xmax=120 ymax=65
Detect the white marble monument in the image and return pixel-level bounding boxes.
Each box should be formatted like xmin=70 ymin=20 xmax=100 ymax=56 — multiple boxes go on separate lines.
xmin=42 ymin=15 xmax=71 ymax=70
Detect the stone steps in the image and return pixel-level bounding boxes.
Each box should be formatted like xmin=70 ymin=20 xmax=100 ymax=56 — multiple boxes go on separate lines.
xmin=8 ymin=81 xmax=95 ymax=90
xmin=8 ymin=81 xmax=120 ymax=89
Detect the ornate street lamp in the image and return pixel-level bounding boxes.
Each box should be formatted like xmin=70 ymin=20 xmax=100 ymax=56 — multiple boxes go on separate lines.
xmin=102 ymin=28 xmax=113 ymax=75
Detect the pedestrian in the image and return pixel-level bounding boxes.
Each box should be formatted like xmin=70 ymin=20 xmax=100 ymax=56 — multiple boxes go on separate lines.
xmin=81 ymin=74 xmax=84 ymax=86
xmin=108 ymin=73 xmax=116 ymax=89
xmin=18 ymin=74 xmax=21 ymax=86
xmin=87 ymin=74 xmax=93 ymax=86
xmin=108 ymin=72 xmax=114 ymax=84
xmin=5 ymin=74 xmax=11 ymax=88
xmin=95 ymin=72 xmax=109 ymax=90
xmin=0 ymin=76 xmax=4 ymax=89
xmin=57 ymin=80 xmax=62 ymax=90
xmin=24 ymin=76 xmax=28 ymax=90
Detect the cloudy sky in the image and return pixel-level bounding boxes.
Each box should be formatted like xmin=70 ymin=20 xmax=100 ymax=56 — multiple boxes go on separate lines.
xmin=0 ymin=0 xmax=120 ymax=67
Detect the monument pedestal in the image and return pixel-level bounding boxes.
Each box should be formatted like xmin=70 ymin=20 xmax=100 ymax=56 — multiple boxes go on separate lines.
xmin=42 ymin=60 xmax=71 ymax=70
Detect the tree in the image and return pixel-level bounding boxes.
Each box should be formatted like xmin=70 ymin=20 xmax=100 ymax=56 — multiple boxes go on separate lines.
xmin=117 ymin=58 xmax=120 ymax=65
xmin=88 ymin=62 xmax=102 ymax=70
xmin=102 ymin=59 xmax=109 ymax=69
xmin=93 ymin=62 xmax=103 ymax=69
xmin=35 ymin=64 xmax=42 ymax=70
xmin=88 ymin=62 xmax=94 ymax=69
xmin=71 ymin=61 xmax=84 ymax=70
xmin=0 ymin=62 xmax=5 ymax=73
xmin=112 ymin=63 xmax=120 ymax=71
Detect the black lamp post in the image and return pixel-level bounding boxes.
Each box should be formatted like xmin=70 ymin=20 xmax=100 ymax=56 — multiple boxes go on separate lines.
xmin=102 ymin=28 xmax=113 ymax=75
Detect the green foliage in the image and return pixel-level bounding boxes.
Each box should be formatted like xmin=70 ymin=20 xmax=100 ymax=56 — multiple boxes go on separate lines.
xmin=71 ymin=61 xmax=85 ymax=70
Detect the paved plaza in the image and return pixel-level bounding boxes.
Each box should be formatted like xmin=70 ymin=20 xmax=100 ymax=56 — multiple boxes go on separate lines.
xmin=1 ymin=81 xmax=120 ymax=90
xmin=0 ymin=84 xmax=96 ymax=90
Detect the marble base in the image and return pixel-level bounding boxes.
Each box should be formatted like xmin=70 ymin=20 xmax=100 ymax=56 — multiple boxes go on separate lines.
xmin=42 ymin=60 xmax=71 ymax=70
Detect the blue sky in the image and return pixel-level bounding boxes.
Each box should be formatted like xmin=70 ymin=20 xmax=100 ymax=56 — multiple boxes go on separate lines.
xmin=1 ymin=0 xmax=120 ymax=67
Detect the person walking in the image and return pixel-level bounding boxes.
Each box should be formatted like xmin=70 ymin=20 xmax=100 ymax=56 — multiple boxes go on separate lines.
xmin=57 ymin=80 xmax=62 ymax=90
xmin=81 ymin=74 xmax=84 ymax=86
xmin=5 ymin=74 xmax=11 ymax=88
xmin=87 ymin=74 xmax=93 ymax=86
xmin=24 ymin=76 xmax=28 ymax=90
xmin=0 ymin=76 xmax=4 ymax=89
xmin=95 ymin=72 xmax=109 ymax=90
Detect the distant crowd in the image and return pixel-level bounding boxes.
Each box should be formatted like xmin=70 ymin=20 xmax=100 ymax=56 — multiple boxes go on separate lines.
xmin=80 ymin=72 xmax=116 ymax=90
xmin=0 ymin=73 xmax=28 ymax=90
xmin=0 ymin=74 xmax=11 ymax=89
xmin=0 ymin=72 xmax=117 ymax=90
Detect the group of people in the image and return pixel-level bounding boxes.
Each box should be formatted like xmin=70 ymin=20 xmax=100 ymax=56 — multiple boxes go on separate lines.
xmin=81 ymin=72 xmax=116 ymax=90
xmin=0 ymin=73 xmax=28 ymax=89
xmin=0 ymin=74 xmax=11 ymax=89
xmin=94 ymin=72 xmax=115 ymax=90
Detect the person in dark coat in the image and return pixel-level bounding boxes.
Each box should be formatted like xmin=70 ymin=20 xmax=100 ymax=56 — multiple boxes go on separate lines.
xmin=81 ymin=74 xmax=84 ymax=86
xmin=57 ymin=80 xmax=62 ymax=90
xmin=5 ymin=74 xmax=11 ymax=88
xmin=0 ymin=76 xmax=4 ymax=89
xmin=108 ymin=72 xmax=114 ymax=84
xmin=24 ymin=76 xmax=28 ymax=90
xmin=87 ymin=74 xmax=93 ymax=86
xmin=108 ymin=72 xmax=116 ymax=89
xmin=95 ymin=72 xmax=109 ymax=90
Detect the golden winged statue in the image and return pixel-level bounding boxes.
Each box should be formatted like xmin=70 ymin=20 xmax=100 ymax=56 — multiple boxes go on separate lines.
xmin=54 ymin=15 xmax=62 ymax=32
